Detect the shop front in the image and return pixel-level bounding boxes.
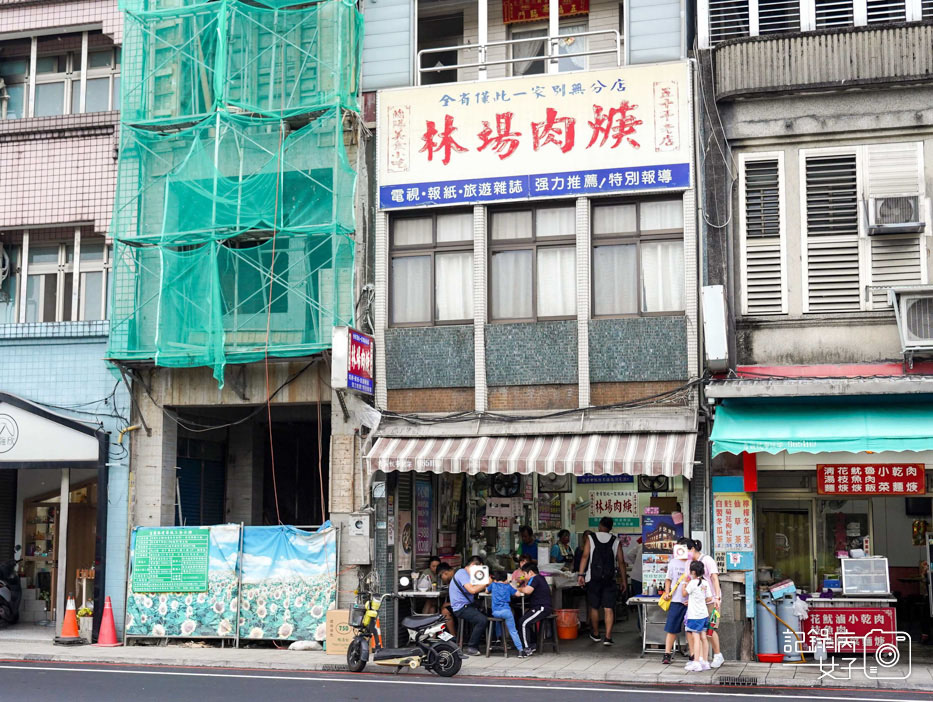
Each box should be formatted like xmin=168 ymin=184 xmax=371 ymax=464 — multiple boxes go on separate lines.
xmin=709 ymin=394 xmax=933 ymax=653
xmin=0 ymin=393 xmax=110 ymax=640
xmin=365 ymin=428 xmax=697 ymax=641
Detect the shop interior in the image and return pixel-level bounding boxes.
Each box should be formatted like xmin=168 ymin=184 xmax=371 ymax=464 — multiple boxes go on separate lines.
xmin=391 ymin=470 xmax=690 ymax=649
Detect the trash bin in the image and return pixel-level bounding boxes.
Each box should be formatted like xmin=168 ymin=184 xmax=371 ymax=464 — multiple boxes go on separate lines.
xmin=556 ymin=609 xmax=579 ymax=640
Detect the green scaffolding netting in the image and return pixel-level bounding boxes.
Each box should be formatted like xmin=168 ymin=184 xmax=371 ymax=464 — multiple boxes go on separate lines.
xmin=112 ymin=108 xmax=355 ymax=243
xmin=108 ymin=232 xmax=355 ymax=384
xmin=107 ymin=0 xmax=362 ymax=384
xmin=121 ymin=0 xmax=361 ymax=123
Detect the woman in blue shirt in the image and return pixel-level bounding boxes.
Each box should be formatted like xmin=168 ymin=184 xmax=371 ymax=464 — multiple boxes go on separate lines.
xmin=550 ymin=529 xmax=573 ymax=565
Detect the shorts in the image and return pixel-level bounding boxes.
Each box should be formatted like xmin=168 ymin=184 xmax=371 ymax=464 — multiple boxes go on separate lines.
xmin=686 ymin=617 xmax=709 ymax=633
xmin=586 ymin=579 xmax=619 ymax=610
xmin=663 ymin=602 xmax=688 ymax=634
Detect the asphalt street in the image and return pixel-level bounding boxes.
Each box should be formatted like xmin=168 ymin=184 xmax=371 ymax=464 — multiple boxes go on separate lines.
xmin=1 ymin=661 xmax=933 ymax=702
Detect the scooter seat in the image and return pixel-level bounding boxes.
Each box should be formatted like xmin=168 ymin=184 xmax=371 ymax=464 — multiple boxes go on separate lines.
xmin=401 ymin=613 xmax=444 ymax=629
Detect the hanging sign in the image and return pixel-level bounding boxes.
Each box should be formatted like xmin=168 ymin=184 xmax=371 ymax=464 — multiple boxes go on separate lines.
xmin=502 ymin=0 xmax=589 ymax=24
xmin=378 ymin=62 xmax=691 ymax=210
xmin=588 ymin=489 xmax=638 ymax=528
xmin=818 ymin=464 xmax=925 ymax=495
xmin=331 ymin=327 xmax=374 ymax=395
xmin=415 ymin=478 xmax=433 ymax=556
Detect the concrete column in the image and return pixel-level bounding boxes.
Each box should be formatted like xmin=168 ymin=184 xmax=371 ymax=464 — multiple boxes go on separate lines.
xmin=225 ymin=423 xmax=262 ymax=525
xmin=130 ymin=373 xmax=178 ymax=527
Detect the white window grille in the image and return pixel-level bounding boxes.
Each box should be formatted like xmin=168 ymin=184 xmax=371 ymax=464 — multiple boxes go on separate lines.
xmin=740 ymin=155 xmax=787 ymax=315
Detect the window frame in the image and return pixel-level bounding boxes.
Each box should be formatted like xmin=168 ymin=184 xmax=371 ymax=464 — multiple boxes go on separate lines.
xmin=14 ymin=228 xmax=111 ymax=323
xmin=488 ymin=202 xmax=577 ymax=323
xmin=509 ymin=17 xmax=589 ymax=77
xmin=389 ymin=209 xmax=474 ymax=327
xmin=590 ymin=197 xmax=686 ymax=319
xmin=1 ymin=30 xmax=120 ymax=121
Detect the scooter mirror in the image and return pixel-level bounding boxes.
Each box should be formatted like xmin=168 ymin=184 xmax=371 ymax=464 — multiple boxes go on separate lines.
xmin=399 ymin=576 xmax=411 ymax=588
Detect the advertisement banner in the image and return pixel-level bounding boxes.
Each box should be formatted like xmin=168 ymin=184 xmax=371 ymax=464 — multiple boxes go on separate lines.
xmin=805 ymin=607 xmax=897 ymax=652
xmin=818 ymin=464 xmax=925 ymax=495
xmin=502 ymin=0 xmax=589 ymax=23
xmin=641 ymin=514 xmax=683 ymax=554
xmin=398 ymin=510 xmax=413 ymax=571
xmin=588 ymin=489 xmax=638 ymax=528
xmin=713 ymin=493 xmax=754 ymax=570
xmin=238 ymin=525 xmax=337 ymax=641
xmin=415 ymin=477 xmax=433 ymax=557
xmin=378 ymin=62 xmax=691 ymax=209
xmin=126 ymin=524 xmax=240 ymax=638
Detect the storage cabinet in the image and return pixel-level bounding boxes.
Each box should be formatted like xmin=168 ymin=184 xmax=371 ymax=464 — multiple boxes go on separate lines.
xmin=841 ymin=557 xmax=890 ymax=596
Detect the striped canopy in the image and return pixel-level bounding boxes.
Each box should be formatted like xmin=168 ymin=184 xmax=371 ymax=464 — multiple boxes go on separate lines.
xmin=364 ymin=433 xmax=696 ymax=479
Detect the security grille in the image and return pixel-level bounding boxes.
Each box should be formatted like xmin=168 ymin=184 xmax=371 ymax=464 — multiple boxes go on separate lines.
xmin=924 ymin=0 xmax=933 ymax=19
xmin=815 ymin=0 xmax=855 ymax=27
xmin=758 ymin=0 xmax=802 ymax=33
xmin=866 ymin=0 xmax=907 ymax=22
xmin=708 ymin=0 xmax=751 ymax=45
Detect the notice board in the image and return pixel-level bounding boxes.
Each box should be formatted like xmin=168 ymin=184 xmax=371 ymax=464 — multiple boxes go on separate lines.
xmin=131 ymin=527 xmax=210 ymax=593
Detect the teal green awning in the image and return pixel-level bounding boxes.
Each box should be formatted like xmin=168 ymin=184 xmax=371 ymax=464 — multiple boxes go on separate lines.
xmin=710 ymin=396 xmax=933 ymax=456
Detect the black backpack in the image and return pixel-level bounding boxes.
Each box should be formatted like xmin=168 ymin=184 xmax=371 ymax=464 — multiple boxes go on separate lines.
xmin=589 ymin=534 xmax=616 ymax=583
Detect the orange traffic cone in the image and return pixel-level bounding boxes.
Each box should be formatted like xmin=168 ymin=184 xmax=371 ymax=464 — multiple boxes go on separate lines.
xmin=54 ymin=594 xmax=87 ymax=646
xmin=94 ymin=596 xmax=121 ymax=647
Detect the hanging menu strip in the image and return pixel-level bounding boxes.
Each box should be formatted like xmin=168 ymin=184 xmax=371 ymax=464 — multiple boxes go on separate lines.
xmin=132 ymin=528 xmax=211 ymax=593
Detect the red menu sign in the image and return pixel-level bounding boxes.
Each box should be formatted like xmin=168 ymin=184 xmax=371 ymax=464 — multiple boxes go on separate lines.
xmin=817 ymin=464 xmax=925 ymax=495
xmin=804 ymin=607 xmax=896 ymax=652
xmin=502 ymin=0 xmax=589 ymax=24
xmin=713 ymin=494 xmax=753 ymax=551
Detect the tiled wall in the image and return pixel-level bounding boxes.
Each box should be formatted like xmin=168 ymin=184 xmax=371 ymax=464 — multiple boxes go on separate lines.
xmin=486 ymin=320 xmax=578 ymax=386
xmin=0 ymin=0 xmax=122 ymax=42
xmin=589 ymin=317 xmax=689 ymax=382
xmin=384 ymin=325 xmax=475 ymax=389
xmin=0 ymin=332 xmax=131 ymax=631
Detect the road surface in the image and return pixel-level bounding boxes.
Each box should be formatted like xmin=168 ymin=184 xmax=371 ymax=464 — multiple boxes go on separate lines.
xmin=0 ymin=661 xmax=929 ymax=702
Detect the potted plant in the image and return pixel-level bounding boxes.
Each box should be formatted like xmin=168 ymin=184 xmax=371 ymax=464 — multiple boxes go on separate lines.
xmin=77 ymin=607 xmax=93 ymax=641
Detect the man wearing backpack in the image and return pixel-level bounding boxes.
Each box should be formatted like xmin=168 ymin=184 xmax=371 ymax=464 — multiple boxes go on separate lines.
xmin=577 ymin=516 xmax=628 ymax=646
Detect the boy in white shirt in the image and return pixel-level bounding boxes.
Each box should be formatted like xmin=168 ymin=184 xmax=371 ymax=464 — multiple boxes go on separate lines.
xmin=680 ymin=560 xmax=713 ymax=672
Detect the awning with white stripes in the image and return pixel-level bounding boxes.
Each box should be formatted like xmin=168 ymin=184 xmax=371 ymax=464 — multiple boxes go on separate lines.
xmin=364 ymin=433 xmax=697 ymax=479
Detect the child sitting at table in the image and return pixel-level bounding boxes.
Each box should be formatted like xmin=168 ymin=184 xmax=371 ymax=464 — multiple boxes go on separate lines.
xmin=488 ymin=570 xmax=528 ymax=658
xmin=511 ymin=555 xmax=533 ymax=586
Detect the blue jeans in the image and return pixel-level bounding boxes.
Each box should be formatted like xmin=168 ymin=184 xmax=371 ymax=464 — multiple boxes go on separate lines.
xmin=492 ymin=607 xmax=523 ymax=651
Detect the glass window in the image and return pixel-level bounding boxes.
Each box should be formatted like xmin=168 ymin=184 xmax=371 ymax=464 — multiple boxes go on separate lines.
xmin=390 ymin=211 xmax=474 ymax=325
xmin=491 ymin=249 xmax=532 ymax=319
xmin=29 ymin=246 xmax=60 ymax=265
xmin=592 ymin=200 xmax=685 ymax=316
xmin=35 ymin=55 xmax=66 ymax=74
xmin=3 ymin=83 xmax=25 ymax=119
xmin=490 ymin=205 xmax=576 ymax=321
xmin=84 ymin=77 xmax=111 ymax=112
xmin=511 ymin=20 xmax=588 ymax=76
xmin=35 ymin=82 xmax=65 ymax=116
xmin=81 ymin=271 xmax=105 ymax=321
xmin=88 ymin=50 xmax=113 ymax=69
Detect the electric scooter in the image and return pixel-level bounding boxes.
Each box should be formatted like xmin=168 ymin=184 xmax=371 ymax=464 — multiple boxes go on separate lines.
xmin=0 ymin=546 xmax=23 ymax=629
xmin=346 ymin=577 xmax=462 ymax=677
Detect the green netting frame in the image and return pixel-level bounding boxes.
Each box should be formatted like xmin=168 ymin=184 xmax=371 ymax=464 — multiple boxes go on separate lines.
xmin=121 ymin=0 xmax=361 ymax=124
xmin=108 ymin=232 xmax=355 ymax=384
xmin=112 ymin=108 xmax=355 ymax=244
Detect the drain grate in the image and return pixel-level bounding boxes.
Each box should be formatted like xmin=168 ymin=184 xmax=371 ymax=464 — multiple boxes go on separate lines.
xmin=718 ymin=675 xmax=759 ymax=686
xmin=321 ymin=663 xmax=348 ymax=671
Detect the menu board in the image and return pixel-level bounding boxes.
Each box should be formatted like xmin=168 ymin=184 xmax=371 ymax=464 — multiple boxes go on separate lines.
xmin=804 ymin=607 xmax=896 ymax=652
xmin=818 ymin=464 xmax=925 ymax=495
xmin=132 ymin=527 xmax=210 ymax=593
xmin=588 ymin=490 xmax=638 ymax=529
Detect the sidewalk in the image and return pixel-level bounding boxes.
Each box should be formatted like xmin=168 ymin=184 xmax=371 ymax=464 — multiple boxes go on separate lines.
xmin=0 ymin=630 xmax=928 ymax=691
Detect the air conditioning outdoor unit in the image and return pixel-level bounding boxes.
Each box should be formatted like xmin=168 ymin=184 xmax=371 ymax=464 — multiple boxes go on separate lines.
xmin=888 ymin=286 xmax=933 ymax=365
xmin=867 ymin=196 xmax=925 ymax=235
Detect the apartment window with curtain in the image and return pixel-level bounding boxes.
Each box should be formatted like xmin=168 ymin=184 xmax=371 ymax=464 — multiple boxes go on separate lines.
xmin=591 ymin=200 xmax=684 ymax=316
xmin=2 ymin=231 xmax=111 ymax=323
xmin=390 ymin=211 xmax=473 ymax=325
xmin=489 ymin=204 xmax=576 ymax=321
xmin=0 ymin=30 xmax=120 ymax=120
xmin=510 ymin=19 xmax=587 ymax=76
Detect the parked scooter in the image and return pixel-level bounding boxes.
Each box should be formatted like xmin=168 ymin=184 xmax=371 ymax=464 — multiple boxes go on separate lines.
xmin=346 ymin=576 xmax=461 ymax=677
xmin=0 ymin=546 xmax=23 ymax=628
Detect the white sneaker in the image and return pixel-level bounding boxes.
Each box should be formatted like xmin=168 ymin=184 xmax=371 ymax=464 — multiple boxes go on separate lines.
xmin=684 ymin=661 xmax=701 ymax=672
xmin=699 ymin=660 xmax=711 ymax=671
xmin=711 ymin=653 xmax=724 ymax=668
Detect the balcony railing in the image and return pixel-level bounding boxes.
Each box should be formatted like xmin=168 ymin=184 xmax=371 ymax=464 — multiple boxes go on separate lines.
xmin=713 ymin=22 xmax=933 ymax=98
xmin=416 ymin=30 xmax=621 ymax=85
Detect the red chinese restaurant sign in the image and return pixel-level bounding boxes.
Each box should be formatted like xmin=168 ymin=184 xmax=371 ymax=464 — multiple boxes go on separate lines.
xmin=502 ymin=0 xmax=589 ymax=24
xmin=817 ymin=464 xmax=925 ymax=495
xmin=804 ymin=607 xmax=897 ymax=653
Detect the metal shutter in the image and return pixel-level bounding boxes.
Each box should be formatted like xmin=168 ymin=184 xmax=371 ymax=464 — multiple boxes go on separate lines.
xmin=758 ymin=0 xmax=801 ymax=34
xmin=866 ymin=0 xmax=906 ymax=23
xmin=804 ymin=153 xmax=861 ymax=312
xmin=743 ymin=159 xmax=785 ymax=315
xmin=0 ymin=470 xmax=15 ymax=559
xmin=708 ymin=0 xmax=750 ymax=46
xmin=924 ymin=0 xmax=933 ymax=19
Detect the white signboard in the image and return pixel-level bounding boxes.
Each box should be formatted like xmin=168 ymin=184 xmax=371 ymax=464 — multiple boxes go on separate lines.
xmin=377 ymin=62 xmax=692 ymax=209
xmin=0 ymin=401 xmax=99 ymax=463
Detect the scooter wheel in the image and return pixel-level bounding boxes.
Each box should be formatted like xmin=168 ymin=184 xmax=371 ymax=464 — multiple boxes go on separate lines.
xmin=428 ymin=642 xmax=462 ymax=678
xmin=346 ymin=638 xmax=366 ymax=673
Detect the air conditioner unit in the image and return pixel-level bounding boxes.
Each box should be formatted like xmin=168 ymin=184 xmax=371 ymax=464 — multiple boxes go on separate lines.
xmin=888 ymin=287 xmax=933 ymax=360
xmin=867 ymin=196 xmax=925 ymax=235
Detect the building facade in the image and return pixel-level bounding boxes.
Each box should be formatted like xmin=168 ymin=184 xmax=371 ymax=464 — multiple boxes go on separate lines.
xmin=0 ymin=0 xmax=131 ymax=635
xmin=363 ymin=0 xmax=706 ymax=641
xmin=698 ymin=0 xmax=933 ymax=650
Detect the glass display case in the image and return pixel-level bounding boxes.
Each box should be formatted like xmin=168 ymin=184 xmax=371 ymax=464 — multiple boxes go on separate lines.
xmin=840 ymin=557 xmax=890 ymax=596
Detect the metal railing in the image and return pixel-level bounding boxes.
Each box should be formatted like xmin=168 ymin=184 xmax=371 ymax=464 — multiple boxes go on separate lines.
xmin=416 ymin=29 xmax=622 ymax=85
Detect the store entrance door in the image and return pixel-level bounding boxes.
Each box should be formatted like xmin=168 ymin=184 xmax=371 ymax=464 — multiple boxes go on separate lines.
xmin=757 ymin=499 xmax=815 ymax=591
